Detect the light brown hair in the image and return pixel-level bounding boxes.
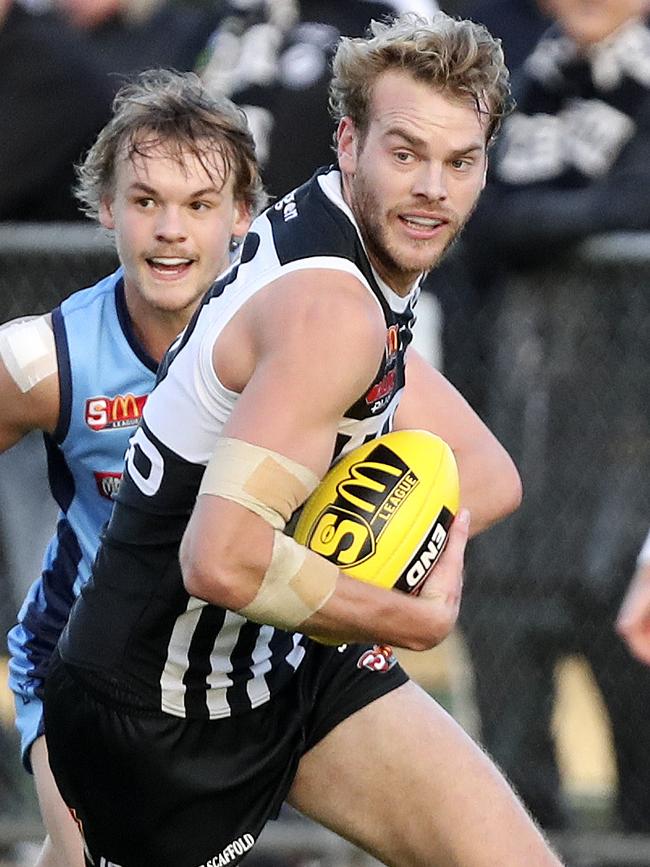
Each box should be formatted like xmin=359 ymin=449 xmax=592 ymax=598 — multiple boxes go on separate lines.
xmin=329 ymin=11 xmax=512 ymax=145
xmin=75 ymin=69 xmax=267 ymax=220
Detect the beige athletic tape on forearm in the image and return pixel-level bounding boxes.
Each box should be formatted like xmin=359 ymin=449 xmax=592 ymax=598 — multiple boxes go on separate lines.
xmin=199 ymin=437 xmax=319 ymax=529
xmin=198 ymin=437 xmax=338 ymax=629
xmin=239 ymin=530 xmax=338 ymax=629
xmin=0 ymin=317 xmax=56 ymax=393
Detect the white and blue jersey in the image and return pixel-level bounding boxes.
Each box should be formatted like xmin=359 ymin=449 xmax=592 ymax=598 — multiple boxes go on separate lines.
xmin=7 ymin=269 xmax=158 ymax=769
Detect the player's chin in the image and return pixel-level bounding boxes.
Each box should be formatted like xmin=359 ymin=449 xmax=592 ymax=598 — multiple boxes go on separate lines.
xmin=145 ymin=281 xmax=203 ymax=314
xmin=395 ymin=243 xmax=447 ymax=275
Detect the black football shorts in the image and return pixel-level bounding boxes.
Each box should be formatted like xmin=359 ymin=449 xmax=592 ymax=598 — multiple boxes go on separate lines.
xmin=44 ymin=641 xmax=408 ymax=867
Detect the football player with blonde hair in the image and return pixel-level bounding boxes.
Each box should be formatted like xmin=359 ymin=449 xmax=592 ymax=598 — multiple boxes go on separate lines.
xmin=45 ymin=14 xmax=562 ymax=867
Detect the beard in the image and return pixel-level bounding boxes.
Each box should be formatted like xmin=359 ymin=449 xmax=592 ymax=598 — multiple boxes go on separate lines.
xmin=349 ymin=165 xmax=472 ymax=288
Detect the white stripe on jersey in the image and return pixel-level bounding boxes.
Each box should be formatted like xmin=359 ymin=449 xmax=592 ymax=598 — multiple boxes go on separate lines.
xmin=160 ymin=596 xmax=209 ymax=716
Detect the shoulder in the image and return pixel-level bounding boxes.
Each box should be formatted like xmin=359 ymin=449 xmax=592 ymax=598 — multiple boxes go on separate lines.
xmin=248 ymin=269 xmax=387 ymax=410
xmin=256 ymin=268 xmax=385 ymax=348
xmin=0 ymin=313 xmax=59 ymax=439
xmin=59 ymin=270 xmax=122 ymax=318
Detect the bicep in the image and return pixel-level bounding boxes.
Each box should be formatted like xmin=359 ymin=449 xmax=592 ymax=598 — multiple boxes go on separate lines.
xmin=0 ymin=367 xmax=59 ymax=452
xmin=220 ymin=274 xmax=386 ymax=475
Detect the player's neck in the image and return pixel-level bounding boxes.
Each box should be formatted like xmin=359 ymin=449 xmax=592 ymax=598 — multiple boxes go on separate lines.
xmin=124 ymin=288 xmax=194 ymax=364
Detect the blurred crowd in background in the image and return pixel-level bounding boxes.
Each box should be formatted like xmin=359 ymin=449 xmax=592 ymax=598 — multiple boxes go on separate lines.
xmin=1 ymin=0 xmax=650 ymax=863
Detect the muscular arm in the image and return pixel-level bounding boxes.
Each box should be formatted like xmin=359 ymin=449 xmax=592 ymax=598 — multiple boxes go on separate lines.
xmin=395 ymin=347 xmax=522 ymax=536
xmin=0 ymin=314 xmax=60 ymax=451
xmin=180 ymin=272 xmax=468 ymax=651
xmin=617 ymin=530 xmax=650 ymax=666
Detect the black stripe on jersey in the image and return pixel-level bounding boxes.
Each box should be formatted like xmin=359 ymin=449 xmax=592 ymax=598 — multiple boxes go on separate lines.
xmin=50 ymin=305 xmax=72 ymax=444
xmin=267 ymin=167 xmax=398 ymax=321
xmin=225 ymin=625 xmax=302 ymax=716
xmin=183 ymin=604 xmax=228 ymax=717
xmin=115 ymin=419 xmax=204 ymax=523
xmin=44 ymin=433 xmax=75 ymax=512
xmin=223 ymin=618 xmax=267 ymax=715
xmin=21 ymin=516 xmax=81 ymax=697
xmin=115 ymin=278 xmax=157 ymax=373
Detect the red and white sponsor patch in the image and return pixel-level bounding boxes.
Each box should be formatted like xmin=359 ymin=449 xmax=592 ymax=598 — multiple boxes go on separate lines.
xmin=365 ymin=369 xmax=396 ymax=406
xmin=85 ymin=394 xmax=147 ymax=431
xmin=94 ymin=471 xmax=122 ymax=500
xmin=357 ymin=644 xmax=397 ymax=673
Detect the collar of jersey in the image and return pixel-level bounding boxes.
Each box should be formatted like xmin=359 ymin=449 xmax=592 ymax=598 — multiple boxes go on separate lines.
xmin=317 ymin=169 xmax=421 ymax=315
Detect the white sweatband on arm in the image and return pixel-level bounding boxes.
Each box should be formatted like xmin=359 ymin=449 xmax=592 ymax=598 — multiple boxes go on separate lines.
xmin=198 ymin=437 xmax=339 ymax=630
xmin=638 ymin=529 xmax=650 ymax=567
xmin=0 ymin=316 xmax=57 ymax=393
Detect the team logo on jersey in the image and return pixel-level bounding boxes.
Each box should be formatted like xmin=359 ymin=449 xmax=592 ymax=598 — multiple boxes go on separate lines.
xmin=365 ymin=368 xmax=396 ymax=411
xmin=385 ymin=324 xmax=399 ymax=360
xmin=94 ymin=471 xmax=122 ymax=500
xmin=357 ymin=644 xmax=397 ymax=673
xmin=85 ymin=394 xmax=147 ymax=431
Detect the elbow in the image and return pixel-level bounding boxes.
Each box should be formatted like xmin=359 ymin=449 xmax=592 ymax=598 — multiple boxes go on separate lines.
xmin=477 ymin=449 xmax=523 ymax=531
xmin=179 ymin=532 xmax=246 ymax=609
xmin=409 ymin=610 xmax=459 ymax=653
xmin=494 ymin=456 xmax=523 ymax=521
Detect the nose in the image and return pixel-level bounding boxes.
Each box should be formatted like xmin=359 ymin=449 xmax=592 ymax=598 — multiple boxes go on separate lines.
xmin=412 ymin=161 xmax=448 ymax=202
xmin=155 ymin=206 xmax=188 ymax=243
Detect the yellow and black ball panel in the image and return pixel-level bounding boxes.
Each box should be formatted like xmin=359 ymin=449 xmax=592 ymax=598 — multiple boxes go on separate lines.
xmin=293 ymin=429 xmax=459 ymax=594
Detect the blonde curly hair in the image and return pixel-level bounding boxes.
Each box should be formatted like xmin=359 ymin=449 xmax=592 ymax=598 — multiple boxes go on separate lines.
xmin=329 ymin=11 xmax=512 ymax=146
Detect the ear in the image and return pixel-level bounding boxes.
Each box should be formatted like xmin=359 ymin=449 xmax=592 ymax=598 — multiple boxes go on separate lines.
xmin=337 ymin=117 xmax=359 ymax=175
xmin=99 ymin=197 xmax=115 ymax=230
xmin=231 ymin=199 xmax=253 ymax=243
xmin=482 ymin=154 xmax=489 ymax=191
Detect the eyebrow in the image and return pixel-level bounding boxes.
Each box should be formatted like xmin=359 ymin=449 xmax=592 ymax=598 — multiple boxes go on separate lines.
xmin=384 ymin=127 xmax=427 ymax=149
xmin=127 ymin=182 xmax=221 ymax=199
xmin=449 ymin=144 xmax=485 ymax=158
xmin=384 ymin=127 xmax=485 ymax=156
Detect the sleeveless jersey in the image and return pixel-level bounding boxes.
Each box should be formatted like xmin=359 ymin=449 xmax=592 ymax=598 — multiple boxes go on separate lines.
xmin=59 ymin=167 xmax=420 ymax=720
xmin=8 ymin=270 xmax=158 ymax=701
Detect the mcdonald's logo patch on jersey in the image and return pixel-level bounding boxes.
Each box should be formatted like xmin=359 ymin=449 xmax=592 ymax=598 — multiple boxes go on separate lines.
xmin=385 ymin=324 xmax=399 ymax=360
xmin=94 ymin=471 xmax=122 ymax=500
xmin=85 ymin=394 xmax=147 ymax=430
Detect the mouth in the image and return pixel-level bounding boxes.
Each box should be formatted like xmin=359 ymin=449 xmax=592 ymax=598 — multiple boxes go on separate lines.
xmin=146 ymin=256 xmax=194 ymax=279
xmin=398 ymin=214 xmax=448 ymax=238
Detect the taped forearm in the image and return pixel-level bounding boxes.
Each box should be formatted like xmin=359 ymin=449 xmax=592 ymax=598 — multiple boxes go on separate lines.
xmin=198 ymin=437 xmax=337 ymax=630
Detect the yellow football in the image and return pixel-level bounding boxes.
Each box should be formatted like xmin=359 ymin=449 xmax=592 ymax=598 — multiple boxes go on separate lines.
xmin=293 ymin=429 xmax=459 ymax=595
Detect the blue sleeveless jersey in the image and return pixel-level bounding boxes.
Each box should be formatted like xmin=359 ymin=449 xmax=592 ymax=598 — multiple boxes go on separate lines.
xmin=8 ymin=269 xmax=158 ymax=764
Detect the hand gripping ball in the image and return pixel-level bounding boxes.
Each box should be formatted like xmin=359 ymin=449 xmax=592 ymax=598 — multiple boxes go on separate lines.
xmin=293 ymin=429 xmax=459 ymax=595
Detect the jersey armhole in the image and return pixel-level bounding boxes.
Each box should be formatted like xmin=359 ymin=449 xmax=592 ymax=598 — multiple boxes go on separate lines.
xmin=51 ymin=306 xmax=72 ymax=444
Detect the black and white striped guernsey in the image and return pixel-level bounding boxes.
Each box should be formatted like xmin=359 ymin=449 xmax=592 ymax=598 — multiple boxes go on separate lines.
xmin=59 ymin=166 xmax=420 ymax=720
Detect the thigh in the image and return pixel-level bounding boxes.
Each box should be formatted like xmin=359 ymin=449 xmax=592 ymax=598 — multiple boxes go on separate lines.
xmin=288 ymin=680 xmax=563 ymax=867
xmin=31 ymin=737 xmax=85 ymax=867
